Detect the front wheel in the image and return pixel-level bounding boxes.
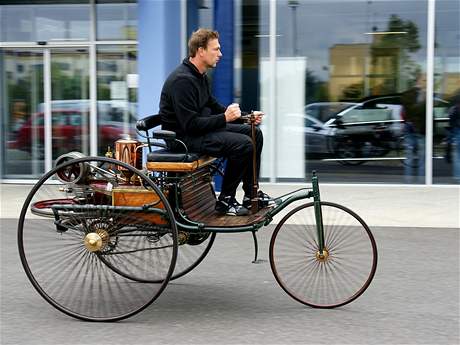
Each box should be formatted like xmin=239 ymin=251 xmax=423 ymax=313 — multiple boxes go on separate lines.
xmin=269 ymin=201 xmax=377 ymax=308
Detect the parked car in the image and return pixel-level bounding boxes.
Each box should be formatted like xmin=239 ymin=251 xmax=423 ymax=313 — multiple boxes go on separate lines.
xmin=300 ymin=95 xmax=449 ymax=164
xmin=304 ymin=102 xmax=355 ymax=123
xmin=8 ymin=108 xmax=136 ymax=157
xmin=327 ymin=96 xmax=405 ymax=164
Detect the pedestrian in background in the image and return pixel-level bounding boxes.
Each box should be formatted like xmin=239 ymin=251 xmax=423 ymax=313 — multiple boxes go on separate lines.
xmin=448 ymin=95 xmax=460 ymax=182
xmin=401 ymin=74 xmax=426 ymax=182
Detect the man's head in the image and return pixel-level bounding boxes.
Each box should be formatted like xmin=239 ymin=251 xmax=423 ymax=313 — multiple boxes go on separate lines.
xmin=415 ymin=73 xmax=427 ymax=90
xmin=188 ymin=28 xmax=222 ymax=71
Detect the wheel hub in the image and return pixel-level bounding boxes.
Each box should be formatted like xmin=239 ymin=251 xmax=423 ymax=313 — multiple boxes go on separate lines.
xmin=84 ymin=229 xmax=109 ymax=252
xmin=315 ymin=248 xmax=329 ymax=262
xmin=178 ymin=231 xmax=189 ymax=245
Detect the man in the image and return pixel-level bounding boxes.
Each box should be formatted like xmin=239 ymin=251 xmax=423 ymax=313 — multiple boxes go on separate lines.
xmin=159 ymin=28 xmax=268 ymax=216
xmin=401 ymin=74 xmax=426 ymax=182
xmin=448 ymin=94 xmax=460 ymax=182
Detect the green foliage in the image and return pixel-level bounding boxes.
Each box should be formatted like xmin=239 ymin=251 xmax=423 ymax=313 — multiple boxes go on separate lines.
xmin=369 ymin=14 xmax=422 ymax=93
xmin=377 ymin=14 xmax=421 ymax=52
xmin=51 ymin=63 xmax=89 ymax=100
xmin=305 ymin=69 xmax=329 ymax=104
xmin=342 ymin=82 xmax=364 ymax=100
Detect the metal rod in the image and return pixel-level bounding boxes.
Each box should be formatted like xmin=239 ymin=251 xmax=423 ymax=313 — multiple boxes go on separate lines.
xmin=425 ymin=0 xmax=436 ymax=185
xmin=269 ymin=0 xmax=277 ymax=183
xmin=43 ymin=49 xmax=52 ymax=172
xmin=89 ymin=0 xmax=97 ymax=157
xmin=52 ymin=204 xmax=168 ymax=216
xmin=251 ymin=231 xmax=259 ymax=263
xmin=250 ymin=113 xmax=259 ymax=213
xmin=312 ymin=172 xmax=325 ymax=251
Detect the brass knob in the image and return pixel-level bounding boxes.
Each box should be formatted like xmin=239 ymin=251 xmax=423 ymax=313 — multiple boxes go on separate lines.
xmin=84 ymin=233 xmax=103 ymax=252
xmin=315 ymin=248 xmax=330 ymax=262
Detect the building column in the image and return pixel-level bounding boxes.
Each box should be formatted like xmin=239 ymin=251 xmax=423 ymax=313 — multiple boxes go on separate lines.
xmin=212 ymin=0 xmax=234 ymax=106
xmin=138 ymin=0 xmax=182 ymax=118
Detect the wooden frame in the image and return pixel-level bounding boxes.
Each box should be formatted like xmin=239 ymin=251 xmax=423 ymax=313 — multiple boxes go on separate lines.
xmin=146 ymin=156 xmax=216 ymax=172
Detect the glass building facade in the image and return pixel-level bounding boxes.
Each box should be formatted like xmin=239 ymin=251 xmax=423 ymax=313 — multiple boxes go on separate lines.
xmin=0 ymin=0 xmax=137 ymax=178
xmin=1 ymin=0 xmax=459 ymax=185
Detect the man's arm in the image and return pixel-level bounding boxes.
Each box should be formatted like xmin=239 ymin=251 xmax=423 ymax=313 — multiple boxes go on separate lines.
xmin=204 ymin=78 xmax=248 ymax=124
xmin=206 ymin=94 xmax=227 ymax=115
xmin=204 ymin=75 xmax=227 ymax=115
xmin=171 ymin=79 xmax=226 ymax=136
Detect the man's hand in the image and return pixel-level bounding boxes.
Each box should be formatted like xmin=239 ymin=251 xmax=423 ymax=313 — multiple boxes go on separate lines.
xmin=225 ymin=103 xmax=241 ymax=122
xmin=253 ymin=110 xmax=264 ymax=125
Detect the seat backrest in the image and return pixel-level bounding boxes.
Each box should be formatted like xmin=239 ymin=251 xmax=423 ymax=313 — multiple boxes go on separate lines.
xmin=179 ymin=167 xmax=216 ymax=220
xmin=136 ymin=114 xmax=161 ymax=132
xmin=136 ymin=114 xmax=217 ymax=172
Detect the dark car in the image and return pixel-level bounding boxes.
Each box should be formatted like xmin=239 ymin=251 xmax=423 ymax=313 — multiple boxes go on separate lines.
xmin=327 ymin=96 xmax=405 ymax=163
xmin=301 ymin=95 xmax=449 ymax=164
xmin=301 ymin=102 xmax=356 ymax=158
xmin=304 ymin=102 xmax=355 ymax=123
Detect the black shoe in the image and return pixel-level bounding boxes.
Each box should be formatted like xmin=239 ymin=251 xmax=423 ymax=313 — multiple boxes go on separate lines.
xmin=242 ymin=190 xmax=273 ymax=209
xmin=215 ymin=196 xmax=250 ymax=216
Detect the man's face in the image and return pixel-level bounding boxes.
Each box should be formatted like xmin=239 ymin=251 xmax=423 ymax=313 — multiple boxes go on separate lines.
xmin=416 ymin=75 xmax=427 ymax=90
xmin=199 ymin=38 xmax=222 ymax=68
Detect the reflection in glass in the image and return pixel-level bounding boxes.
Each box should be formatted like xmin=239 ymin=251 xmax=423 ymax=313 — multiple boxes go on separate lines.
xmin=1 ymin=48 xmax=91 ymax=178
xmin=0 ymin=3 xmax=90 ymax=42
xmin=51 ymin=48 xmax=90 ymax=160
xmin=433 ymin=0 xmax=460 ymax=184
xmin=263 ymin=0 xmax=430 ymax=183
xmin=449 ymin=99 xmax=460 ymax=183
xmin=96 ymin=1 xmax=137 ymax=40
xmin=2 ymin=49 xmax=44 ymax=177
xmin=96 ymin=46 xmax=137 ymax=155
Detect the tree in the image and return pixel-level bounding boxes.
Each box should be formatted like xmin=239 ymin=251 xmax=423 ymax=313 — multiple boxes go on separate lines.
xmin=369 ymin=14 xmax=421 ymax=93
xmin=305 ymin=69 xmax=329 ymax=105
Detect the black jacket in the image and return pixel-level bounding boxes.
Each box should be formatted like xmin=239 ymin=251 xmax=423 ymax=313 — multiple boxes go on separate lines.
xmin=159 ymin=58 xmax=227 ymax=138
xmin=401 ymin=87 xmax=426 ymax=134
xmin=449 ymin=104 xmax=460 ymax=130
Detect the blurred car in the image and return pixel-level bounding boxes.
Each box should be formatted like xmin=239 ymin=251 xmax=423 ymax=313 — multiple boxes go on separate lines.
xmin=326 ymin=96 xmax=405 ymax=163
xmin=298 ymin=96 xmax=404 ymax=161
xmin=8 ymin=107 xmax=136 ymax=157
xmin=301 ymin=95 xmax=450 ymax=164
xmin=304 ymin=102 xmax=355 ymax=123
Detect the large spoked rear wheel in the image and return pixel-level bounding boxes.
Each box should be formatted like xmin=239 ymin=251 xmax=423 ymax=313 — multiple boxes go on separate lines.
xmin=171 ymin=231 xmax=216 ymax=281
xmin=18 ymin=156 xmax=178 ymax=321
xmin=99 ymin=231 xmax=216 ymax=283
xmin=269 ymin=201 xmax=377 ymax=308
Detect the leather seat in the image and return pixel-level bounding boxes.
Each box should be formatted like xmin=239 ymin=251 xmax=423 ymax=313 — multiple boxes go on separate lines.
xmin=146 ymin=150 xmax=201 ymax=163
xmin=137 ymin=114 xmax=216 ymax=172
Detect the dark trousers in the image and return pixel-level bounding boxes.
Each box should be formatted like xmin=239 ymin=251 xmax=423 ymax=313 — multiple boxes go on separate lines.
xmin=183 ymin=123 xmax=263 ymax=198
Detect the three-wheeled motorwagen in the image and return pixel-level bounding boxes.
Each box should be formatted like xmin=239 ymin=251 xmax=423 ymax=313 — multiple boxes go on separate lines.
xmin=17 ymin=113 xmax=378 ymax=321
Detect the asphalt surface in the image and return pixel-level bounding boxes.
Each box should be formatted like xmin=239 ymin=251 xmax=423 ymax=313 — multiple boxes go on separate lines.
xmin=1 ymin=219 xmax=459 ymax=345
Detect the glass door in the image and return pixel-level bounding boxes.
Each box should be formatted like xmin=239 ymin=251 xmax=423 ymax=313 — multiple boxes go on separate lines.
xmin=2 ymin=49 xmax=44 ymax=177
xmin=50 ymin=48 xmax=90 ymax=161
xmin=1 ymin=47 xmax=89 ymax=178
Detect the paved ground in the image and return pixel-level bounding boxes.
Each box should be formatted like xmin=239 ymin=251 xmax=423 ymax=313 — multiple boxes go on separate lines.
xmin=1 ymin=218 xmax=458 ymax=345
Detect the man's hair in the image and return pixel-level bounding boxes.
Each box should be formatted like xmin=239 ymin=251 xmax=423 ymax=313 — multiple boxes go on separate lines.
xmin=188 ymin=28 xmax=219 ymax=57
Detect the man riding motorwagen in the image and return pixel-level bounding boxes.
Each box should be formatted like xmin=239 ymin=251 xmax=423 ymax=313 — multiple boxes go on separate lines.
xmin=17 ymin=29 xmax=377 ymax=322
